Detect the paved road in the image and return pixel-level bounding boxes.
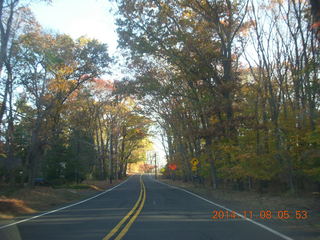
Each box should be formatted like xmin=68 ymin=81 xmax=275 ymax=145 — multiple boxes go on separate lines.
xmin=0 ymin=175 xmax=293 ymax=240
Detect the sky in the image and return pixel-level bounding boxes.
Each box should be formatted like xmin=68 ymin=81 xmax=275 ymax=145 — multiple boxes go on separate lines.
xmin=30 ymin=0 xmax=118 ymax=54
xmin=30 ymin=0 xmax=167 ymax=167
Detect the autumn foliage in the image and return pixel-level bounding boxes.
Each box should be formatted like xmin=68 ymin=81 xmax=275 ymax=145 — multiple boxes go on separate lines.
xmin=113 ymin=0 xmax=320 ymax=193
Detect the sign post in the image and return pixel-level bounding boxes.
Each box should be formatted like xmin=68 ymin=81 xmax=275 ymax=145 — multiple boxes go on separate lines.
xmin=190 ymin=158 xmax=199 ymax=171
xmin=190 ymin=158 xmax=199 ymax=182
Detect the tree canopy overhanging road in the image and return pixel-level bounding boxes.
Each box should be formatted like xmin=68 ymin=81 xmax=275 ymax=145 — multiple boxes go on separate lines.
xmin=0 ymin=0 xmax=319 ymax=239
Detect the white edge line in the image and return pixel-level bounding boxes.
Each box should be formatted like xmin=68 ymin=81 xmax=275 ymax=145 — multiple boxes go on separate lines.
xmin=153 ymin=177 xmax=294 ymax=240
xmin=0 ymin=176 xmax=132 ymax=230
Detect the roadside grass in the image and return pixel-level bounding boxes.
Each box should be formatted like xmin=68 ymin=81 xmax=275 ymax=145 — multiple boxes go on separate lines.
xmin=0 ymin=178 xmax=126 ymax=220
xmin=0 ymin=198 xmax=36 ymax=219
xmin=53 ymin=183 xmax=103 ymax=191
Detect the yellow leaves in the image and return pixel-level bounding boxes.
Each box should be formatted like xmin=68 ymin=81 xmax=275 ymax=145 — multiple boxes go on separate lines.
xmin=135 ymin=128 xmax=142 ymax=134
xmin=48 ymin=79 xmax=69 ymax=93
xmin=181 ymin=9 xmax=194 ymax=19
xmin=58 ymin=65 xmax=74 ymax=76
xmin=48 ymin=65 xmax=76 ymax=94
xmin=199 ymin=0 xmax=207 ymax=7
xmin=240 ymin=84 xmax=251 ymax=96
xmin=210 ymin=115 xmax=219 ymax=125
xmin=78 ymin=36 xmax=90 ymax=46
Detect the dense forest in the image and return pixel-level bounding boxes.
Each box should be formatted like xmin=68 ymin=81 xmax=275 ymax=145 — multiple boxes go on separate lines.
xmin=0 ymin=0 xmax=152 ymax=186
xmin=112 ymin=0 xmax=320 ymax=194
xmin=0 ymin=0 xmax=319 ymax=194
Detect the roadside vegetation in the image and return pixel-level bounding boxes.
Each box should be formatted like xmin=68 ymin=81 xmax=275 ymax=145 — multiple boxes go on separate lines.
xmin=0 ymin=0 xmax=152 ymax=189
xmin=0 ymin=179 xmax=125 ymax=219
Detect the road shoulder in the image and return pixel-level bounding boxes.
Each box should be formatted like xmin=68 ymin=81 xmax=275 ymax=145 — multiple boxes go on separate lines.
xmin=158 ymin=177 xmax=320 ymax=240
xmin=0 ymin=178 xmax=128 ymax=222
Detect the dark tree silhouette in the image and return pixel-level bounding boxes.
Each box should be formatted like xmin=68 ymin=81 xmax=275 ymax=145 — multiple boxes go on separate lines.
xmin=310 ymin=0 xmax=320 ymax=38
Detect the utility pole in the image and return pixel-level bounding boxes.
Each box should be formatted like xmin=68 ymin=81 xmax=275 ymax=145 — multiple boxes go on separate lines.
xmin=146 ymin=151 xmax=151 ymax=174
xmin=154 ymin=152 xmax=157 ymax=179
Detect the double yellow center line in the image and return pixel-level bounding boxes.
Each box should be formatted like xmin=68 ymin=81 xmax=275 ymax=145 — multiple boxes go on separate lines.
xmin=103 ymin=175 xmax=146 ymax=240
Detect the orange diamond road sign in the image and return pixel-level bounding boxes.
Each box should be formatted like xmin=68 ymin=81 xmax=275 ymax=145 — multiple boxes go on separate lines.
xmin=190 ymin=158 xmax=199 ymax=166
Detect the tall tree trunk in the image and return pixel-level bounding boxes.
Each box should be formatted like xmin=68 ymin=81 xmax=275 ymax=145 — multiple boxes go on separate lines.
xmin=206 ymin=136 xmax=218 ymax=189
xmin=0 ymin=0 xmax=17 ymax=125
xmin=98 ymin=116 xmax=105 ymax=179
xmin=7 ymin=65 xmax=14 ymax=185
xmin=27 ymin=123 xmax=41 ymax=187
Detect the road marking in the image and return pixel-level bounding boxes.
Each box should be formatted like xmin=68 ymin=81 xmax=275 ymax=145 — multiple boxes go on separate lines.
xmin=103 ymin=177 xmax=143 ymax=240
xmin=103 ymin=175 xmax=146 ymax=240
xmin=115 ymin=178 xmax=146 ymax=240
xmin=0 ymin=176 xmax=132 ymax=230
xmin=153 ymin=177 xmax=294 ymax=240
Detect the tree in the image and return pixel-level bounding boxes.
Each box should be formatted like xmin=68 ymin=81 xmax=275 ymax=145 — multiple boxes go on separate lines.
xmin=13 ymin=31 xmax=111 ymax=185
xmin=112 ymin=0 xmax=320 ymax=193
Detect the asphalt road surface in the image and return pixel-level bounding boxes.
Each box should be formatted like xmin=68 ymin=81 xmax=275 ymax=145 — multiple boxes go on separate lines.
xmin=0 ymin=174 xmax=294 ymax=240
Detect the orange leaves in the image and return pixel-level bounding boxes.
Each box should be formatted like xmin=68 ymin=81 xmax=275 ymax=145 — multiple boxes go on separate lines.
xmin=311 ymin=21 xmax=320 ymax=29
xmin=219 ymin=19 xmax=229 ymax=26
xmin=93 ymin=78 xmax=115 ymax=91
